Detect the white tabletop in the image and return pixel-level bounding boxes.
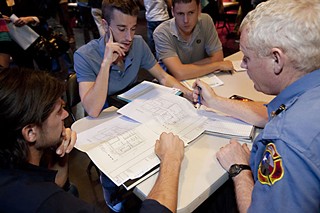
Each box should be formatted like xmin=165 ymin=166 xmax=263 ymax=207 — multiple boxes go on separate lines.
xmin=133 ymin=52 xmax=274 ymax=213
xmin=72 ymin=52 xmax=274 ymax=213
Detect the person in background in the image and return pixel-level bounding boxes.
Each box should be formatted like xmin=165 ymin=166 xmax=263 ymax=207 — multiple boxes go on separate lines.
xmin=201 ymin=0 xmax=223 ymax=24
xmin=0 ymin=67 xmax=185 ymax=213
xmin=77 ymin=0 xmax=100 ymax=44
xmin=227 ymin=0 xmax=253 ymax=40
xmin=89 ymin=0 xmax=104 ymax=37
xmin=140 ymin=0 xmax=172 ymax=55
xmin=153 ymin=0 xmax=234 ymax=81
xmin=0 ymin=0 xmax=53 ymax=69
xmin=0 ymin=12 xmax=11 ymax=69
xmin=58 ymin=0 xmax=76 ymax=47
xmin=194 ymin=0 xmax=320 ymax=211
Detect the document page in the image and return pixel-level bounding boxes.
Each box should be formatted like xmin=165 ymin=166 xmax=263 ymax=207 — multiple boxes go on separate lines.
xmin=75 ymin=115 xmax=161 ymax=186
xmin=117 ymin=81 xmax=181 ymax=102
xmin=232 ymin=60 xmax=247 ymax=72
xmin=87 ymin=124 xmax=160 ymax=186
xmin=181 ymin=73 xmax=224 ymax=90
xmin=8 ymin=14 xmax=39 ymax=50
xmin=75 ymin=115 xmax=140 ymax=152
xmin=117 ymin=94 xmax=207 ymax=144
xmin=75 ymin=94 xmax=254 ymax=188
xmin=197 ymin=109 xmax=254 ymax=140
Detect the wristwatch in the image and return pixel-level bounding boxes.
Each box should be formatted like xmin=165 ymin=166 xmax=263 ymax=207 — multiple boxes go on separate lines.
xmin=228 ymin=164 xmax=251 ymax=177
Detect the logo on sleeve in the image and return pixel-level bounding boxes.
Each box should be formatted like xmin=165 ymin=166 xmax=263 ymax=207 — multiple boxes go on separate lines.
xmin=258 ymin=143 xmax=284 ymax=185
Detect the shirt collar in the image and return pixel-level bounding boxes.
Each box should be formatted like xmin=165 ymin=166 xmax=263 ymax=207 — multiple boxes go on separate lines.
xmin=267 ymin=69 xmax=320 ymax=118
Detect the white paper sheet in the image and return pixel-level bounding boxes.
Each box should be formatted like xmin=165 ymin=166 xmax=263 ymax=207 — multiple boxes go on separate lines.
xmin=76 ymin=94 xmax=254 ymax=188
xmin=232 ymin=60 xmax=247 ymax=72
xmin=117 ymin=81 xmax=181 ymax=102
xmin=75 ymin=115 xmax=140 ymax=152
xmin=87 ymin=124 xmax=160 ymax=186
xmin=117 ymin=94 xmax=207 ymax=145
xmin=181 ymin=73 xmax=224 ymax=90
xmin=7 ymin=14 xmax=39 ymax=50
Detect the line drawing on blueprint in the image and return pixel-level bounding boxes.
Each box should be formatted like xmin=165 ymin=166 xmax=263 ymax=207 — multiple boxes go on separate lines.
xmin=138 ymin=98 xmax=186 ymax=126
xmin=98 ymin=129 xmax=145 ymax=161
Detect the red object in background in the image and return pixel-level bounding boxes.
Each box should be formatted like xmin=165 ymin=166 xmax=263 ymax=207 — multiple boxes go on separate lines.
xmin=0 ymin=18 xmax=9 ymax=32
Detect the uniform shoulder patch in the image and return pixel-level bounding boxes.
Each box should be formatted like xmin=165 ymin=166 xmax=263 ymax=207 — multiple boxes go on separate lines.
xmin=258 ymin=143 xmax=284 ymax=185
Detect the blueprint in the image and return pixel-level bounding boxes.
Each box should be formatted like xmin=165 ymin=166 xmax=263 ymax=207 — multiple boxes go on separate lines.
xmin=75 ymin=93 xmax=253 ymax=189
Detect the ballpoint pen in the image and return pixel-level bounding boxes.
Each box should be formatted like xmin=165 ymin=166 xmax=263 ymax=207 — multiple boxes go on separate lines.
xmin=197 ymin=86 xmax=201 ymax=109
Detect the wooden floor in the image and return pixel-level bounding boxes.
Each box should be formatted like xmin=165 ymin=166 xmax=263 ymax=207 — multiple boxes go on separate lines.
xmin=66 ymin=10 xmax=240 ymax=213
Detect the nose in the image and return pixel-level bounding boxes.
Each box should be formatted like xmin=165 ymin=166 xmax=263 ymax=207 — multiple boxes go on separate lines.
xmin=183 ymin=14 xmax=188 ymax=23
xmin=126 ymin=30 xmax=133 ymax=41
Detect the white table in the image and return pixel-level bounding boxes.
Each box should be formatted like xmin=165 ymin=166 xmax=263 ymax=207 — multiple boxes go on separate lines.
xmin=72 ymin=51 xmax=274 ymax=213
xmin=133 ymin=51 xmax=274 ymax=213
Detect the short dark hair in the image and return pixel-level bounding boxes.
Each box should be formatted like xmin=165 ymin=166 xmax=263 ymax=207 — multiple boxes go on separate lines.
xmin=0 ymin=67 xmax=65 ymax=168
xmin=102 ymin=0 xmax=140 ymax=24
xmin=172 ymin=0 xmax=200 ymax=8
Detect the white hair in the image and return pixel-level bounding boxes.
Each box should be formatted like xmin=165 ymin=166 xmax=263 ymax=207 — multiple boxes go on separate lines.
xmin=240 ymin=0 xmax=320 ymax=73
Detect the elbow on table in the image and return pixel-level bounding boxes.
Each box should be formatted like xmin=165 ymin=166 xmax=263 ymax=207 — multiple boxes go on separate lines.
xmin=85 ymin=107 xmax=101 ymax=118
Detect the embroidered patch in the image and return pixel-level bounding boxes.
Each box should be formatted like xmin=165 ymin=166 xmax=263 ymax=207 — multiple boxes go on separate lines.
xmin=258 ymin=143 xmax=284 ymax=185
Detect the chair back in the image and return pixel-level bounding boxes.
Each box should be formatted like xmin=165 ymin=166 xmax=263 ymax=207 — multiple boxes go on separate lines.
xmin=66 ymin=73 xmax=81 ymax=122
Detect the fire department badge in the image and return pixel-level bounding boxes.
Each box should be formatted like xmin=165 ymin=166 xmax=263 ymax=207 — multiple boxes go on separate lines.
xmin=258 ymin=143 xmax=284 ymax=185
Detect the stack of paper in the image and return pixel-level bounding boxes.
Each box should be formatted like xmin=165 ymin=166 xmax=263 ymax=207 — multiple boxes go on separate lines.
xmin=75 ymin=93 xmax=254 ymax=190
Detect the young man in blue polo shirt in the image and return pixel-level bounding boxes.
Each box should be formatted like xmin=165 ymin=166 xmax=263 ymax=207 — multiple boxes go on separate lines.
xmin=74 ymin=0 xmax=191 ymax=118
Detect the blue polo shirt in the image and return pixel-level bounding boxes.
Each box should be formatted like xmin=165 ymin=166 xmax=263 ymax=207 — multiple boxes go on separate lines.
xmin=74 ymin=35 xmax=157 ymax=107
xmin=249 ymin=69 xmax=320 ymax=212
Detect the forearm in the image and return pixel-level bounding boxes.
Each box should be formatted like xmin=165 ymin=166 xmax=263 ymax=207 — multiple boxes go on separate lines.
xmin=192 ymin=52 xmax=224 ymax=66
xmin=147 ymin=159 xmax=181 ymax=213
xmin=169 ymin=63 xmax=223 ymax=80
xmin=232 ymin=170 xmax=254 ymax=213
xmin=159 ymin=74 xmax=191 ymax=98
xmin=81 ymin=62 xmax=111 ymax=117
xmin=207 ymin=96 xmax=268 ymax=127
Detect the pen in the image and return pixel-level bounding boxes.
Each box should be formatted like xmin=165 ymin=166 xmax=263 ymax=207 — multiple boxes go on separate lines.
xmin=197 ymin=86 xmax=201 ymax=109
xmin=227 ymin=70 xmax=233 ymax=75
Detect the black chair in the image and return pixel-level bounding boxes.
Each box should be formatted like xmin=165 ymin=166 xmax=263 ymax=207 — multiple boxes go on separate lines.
xmin=66 ymin=72 xmax=81 ymax=122
xmin=65 ymin=73 xmax=99 ymax=176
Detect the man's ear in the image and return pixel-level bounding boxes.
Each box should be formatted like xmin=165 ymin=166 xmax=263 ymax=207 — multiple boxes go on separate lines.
xmin=102 ymin=19 xmax=109 ymax=32
xmin=21 ymin=124 xmax=38 ymax=143
xmin=271 ymin=48 xmax=284 ymax=75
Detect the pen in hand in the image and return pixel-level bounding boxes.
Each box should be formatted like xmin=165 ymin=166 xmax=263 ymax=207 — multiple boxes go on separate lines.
xmin=197 ymin=86 xmax=202 ymax=109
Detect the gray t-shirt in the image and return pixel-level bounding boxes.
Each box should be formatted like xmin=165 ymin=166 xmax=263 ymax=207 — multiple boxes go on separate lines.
xmin=153 ymin=13 xmax=222 ymax=70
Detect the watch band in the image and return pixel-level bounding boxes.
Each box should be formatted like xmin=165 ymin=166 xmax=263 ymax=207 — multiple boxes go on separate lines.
xmin=229 ymin=164 xmax=251 ymax=178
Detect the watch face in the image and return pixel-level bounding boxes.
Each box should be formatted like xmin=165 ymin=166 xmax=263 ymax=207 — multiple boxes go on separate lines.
xmin=229 ymin=164 xmax=251 ymax=177
xmin=230 ymin=164 xmax=241 ymax=175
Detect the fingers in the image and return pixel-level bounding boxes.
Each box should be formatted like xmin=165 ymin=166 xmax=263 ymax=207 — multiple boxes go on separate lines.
xmin=192 ymin=79 xmax=202 ymax=102
xmin=56 ymin=128 xmax=77 ymax=157
xmin=107 ymin=26 xmax=114 ymax=43
xmin=242 ymin=143 xmax=251 ymax=155
xmin=223 ymin=60 xmax=234 ymax=72
xmin=155 ymin=132 xmax=184 ymax=161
